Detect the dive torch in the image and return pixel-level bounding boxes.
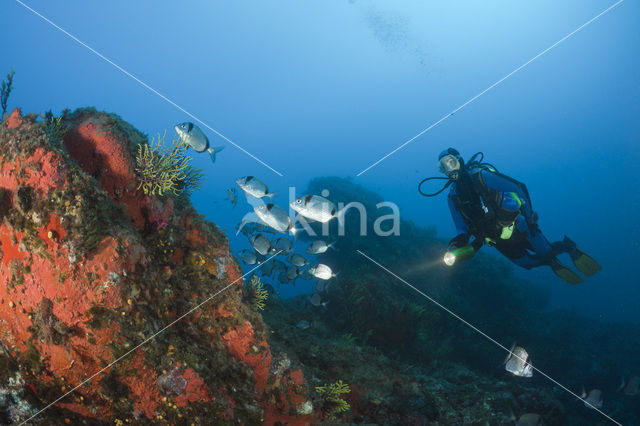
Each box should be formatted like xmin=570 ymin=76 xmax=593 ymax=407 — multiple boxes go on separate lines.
xmin=443 ymin=238 xmax=483 ymax=266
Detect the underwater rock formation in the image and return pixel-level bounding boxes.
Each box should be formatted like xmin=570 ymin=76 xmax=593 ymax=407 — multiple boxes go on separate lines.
xmin=0 ymin=108 xmax=315 ymax=424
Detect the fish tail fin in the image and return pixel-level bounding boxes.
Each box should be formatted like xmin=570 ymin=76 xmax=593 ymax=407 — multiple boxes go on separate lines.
xmin=328 ymin=241 xmax=337 ymax=251
xmin=618 ymin=377 xmax=626 ymax=392
xmin=236 ymin=220 xmax=247 ymax=236
xmin=207 ymin=146 xmax=225 ymax=163
xmin=266 ymin=192 xmax=277 ymax=200
xmin=580 ymin=387 xmax=586 ymax=399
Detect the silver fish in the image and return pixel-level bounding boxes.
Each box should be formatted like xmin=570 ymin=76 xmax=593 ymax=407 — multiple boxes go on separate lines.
xmin=296 ymin=320 xmax=312 ymax=330
xmin=226 ymin=188 xmax=237 ymax=208
xmin=309 ymin=293 xmax=322 ymax=307
xmin=174 ymin=122 xmax=224 ymax=162
xmin=516 ymin=413 xmax=544 ymax=426
xmin=260 ymin=261 xmax=275 ymax=278
xmin=290 ymin=194 xmax=337 ymax=223
xmin=286 ymin=265 xmax=299 ymax=280
xmin=618 ymin=376 xmax=640 ymax=396
xmin=314 ymin=280 xmax=329 ymax=292
xmin=504 ymin=343 xmax=533 ymax=377
xmin=254 ymin=203 xmax=294 ymax=234
xmin=250 ymin=233 xmax=273 ymax=256
xmin=308 ymin=263 xmax=336 ymax=280
xmin=274 ymin=237 xmax=293 ymax=255
xmin=236 ymin=220 xmax=275 ymax=237
xmin=277 ymin=272 xmax=290 ymax=284
xmin=309 ymin=293 xmax=329 ymax=307
xmin=287 ymin=253 xmax=308 ymax=267
xmin=272 ymin=259 xmax=287 ymax=274
xmin=236 ymin=176 xmax=276 ymax=199
xmin=237 ymin=249 xmax=259 ymax=265
xmin=581 ymin=388 xmax=603 ymax=409
xmin=306 ymin=240 xmax=335 ymax=254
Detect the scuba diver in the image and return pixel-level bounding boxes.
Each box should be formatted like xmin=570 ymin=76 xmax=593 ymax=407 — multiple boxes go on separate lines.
xmin=418 ymin=148 xmax=601 ymax=284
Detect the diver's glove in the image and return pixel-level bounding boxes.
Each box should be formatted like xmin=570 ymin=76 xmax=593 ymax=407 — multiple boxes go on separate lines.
xmin=448 ymin=233 xmax=470 ymax=250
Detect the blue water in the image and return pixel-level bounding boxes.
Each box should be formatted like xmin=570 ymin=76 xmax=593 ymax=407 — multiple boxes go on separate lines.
xmin=4 ymin=0 xmax=639 ymax=325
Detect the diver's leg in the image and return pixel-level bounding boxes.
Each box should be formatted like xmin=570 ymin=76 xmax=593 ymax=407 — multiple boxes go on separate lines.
xmin=561 ymin=237 xmax=602 ymax=276
xmin=516 ymin=218 xmax=584 ymax=283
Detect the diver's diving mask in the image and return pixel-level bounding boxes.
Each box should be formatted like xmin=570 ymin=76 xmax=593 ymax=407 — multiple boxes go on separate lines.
xmin=439 ymin=154 xmax=461 ymax=178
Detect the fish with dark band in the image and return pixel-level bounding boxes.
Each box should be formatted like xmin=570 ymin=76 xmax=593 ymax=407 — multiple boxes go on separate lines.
xmin=309 ymin=264 xmax=337 ymax=280
xmin=581 ymin=388 xmax=603 ymax=409
xmin=236 ymin=176 xmax=276 ymax=200
xmin=250 ymin=234 xmax=273 ymax=256
xmin=297 ymin=320 xmax=312 ymax=330
xmin=260 ymin=261 xmax=275 ymax=278
xmin=274 ymin=237 xmax=293 ymax=255
xmin=290 ymin=194 xmax=337 ymax=223
xmin=254 ymin=203 xmax=294 ymax=234
xmin=237 ymin=249 xmax=259 ymax=265
xmin=272 ymin=260 xmax=287 ymax=275
xmin=174 ymin=122 xmax=224 ymax=163
xmin=306 ymin=240 xmax=335 ymax=254
xmin=287 ymin=254 xmax=308 ymax=267
xmin=504 ymin=343 xmax=533 ymax=377
xmin=277 ymin=272 xmax=291 ymax=284
xmin=286 ymin=265 xmax=300 ymax=280
xmin=618 ymin=376 xmax=640 ymax=396
xmin=309 ymin=293 xmax=328 ymax=308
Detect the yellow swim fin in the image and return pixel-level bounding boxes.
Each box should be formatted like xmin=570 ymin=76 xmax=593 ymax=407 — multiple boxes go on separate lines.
xmin=551 ymin=259 xmax=583 ymax=285
xmin=570 ymin=247 xmax=602 ymax=277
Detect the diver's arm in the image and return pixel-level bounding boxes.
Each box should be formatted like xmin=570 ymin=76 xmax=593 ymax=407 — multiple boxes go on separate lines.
xmin=448 ymin=196 xmax=469 ymax=236
xmin=447 ymin=196 xmax=473 ymax=249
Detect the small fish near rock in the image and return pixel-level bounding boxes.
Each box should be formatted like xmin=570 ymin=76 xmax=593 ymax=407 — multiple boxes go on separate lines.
xmin=308 ymin=263 xmax=337 ymax=280
xmin=516 ymin=413 xmax=544 ymax=426
xmin=618 ymin=376 xmax=640 ymax=396
xmin=580 ymin=388 xmax=603 ymax=409
xmin=504 ymin=343 xmax=533 ymax=378
xmin=174 ymin=121 xmax=225 ymax=163
xmin=296 ymin=320 xmax=312 ymax=330
xmin=238 ymin=249 xmax=260 ymax=265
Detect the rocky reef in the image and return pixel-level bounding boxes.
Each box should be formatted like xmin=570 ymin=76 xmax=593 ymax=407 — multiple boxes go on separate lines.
xmin=0 ymin=108 xmax=314 ymax=424
xmin=2 ymin=108 xmax=638 ymax=425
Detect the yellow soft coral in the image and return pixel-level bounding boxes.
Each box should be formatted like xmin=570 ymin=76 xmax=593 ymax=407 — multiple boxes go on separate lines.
xmin=135 ymin=132 xmax=203 ymax=196
xmin=249 ymin=275 xmax=269 ymax=311
xmin=315 ymin=379 xmax=351 ymax=419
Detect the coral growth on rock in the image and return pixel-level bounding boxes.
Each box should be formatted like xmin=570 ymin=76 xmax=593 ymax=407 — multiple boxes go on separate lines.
xmin=0 ymin=108 xmax=315 ymax=424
